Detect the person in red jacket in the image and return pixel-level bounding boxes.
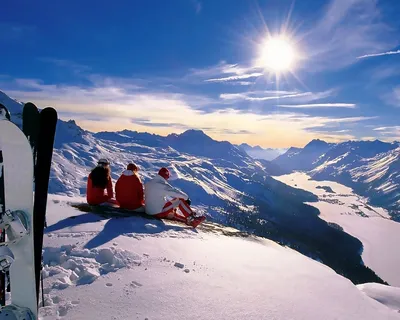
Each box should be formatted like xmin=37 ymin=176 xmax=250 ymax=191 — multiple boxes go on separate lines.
xmin=86 ymin=158 xmax=115 ymax=205
xmin=115 ymin=163 xmax=145 ymax=211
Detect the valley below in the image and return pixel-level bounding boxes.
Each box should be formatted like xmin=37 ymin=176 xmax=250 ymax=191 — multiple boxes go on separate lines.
xmin=275 ymin=172 xmax=400 ymax=286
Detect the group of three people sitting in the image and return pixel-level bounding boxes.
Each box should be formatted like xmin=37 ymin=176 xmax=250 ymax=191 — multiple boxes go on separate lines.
xmin=86 ymin=159 xmax=206 ymax=228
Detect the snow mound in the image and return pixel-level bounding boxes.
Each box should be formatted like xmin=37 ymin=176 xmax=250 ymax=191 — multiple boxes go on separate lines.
xmin=43 ymin=244 xmax=142 ymax=288
xmin=358 ymin=283 xmax=400 ymax=312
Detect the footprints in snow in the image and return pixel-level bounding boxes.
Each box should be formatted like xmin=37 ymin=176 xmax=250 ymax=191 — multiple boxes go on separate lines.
xmin=39 ymin=294 xmax=80 ymax=318
xmin=130 ymin=281 xmax=143 ymax=288
xmin=123 ymin=280 xmax=143 ymax=297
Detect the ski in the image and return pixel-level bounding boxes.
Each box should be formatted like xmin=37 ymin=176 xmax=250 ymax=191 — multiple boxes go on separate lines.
xmin=22 ymin=103 xmax=40 ymax=173
xmin=0 ymin=107 xmax=37 ymax=319
xmin=33 ymin=107 xmax=57 ymax=303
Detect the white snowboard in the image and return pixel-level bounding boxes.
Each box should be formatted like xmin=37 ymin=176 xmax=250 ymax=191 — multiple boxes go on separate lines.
xmin=0 ymin=119 xmax=37 ymax=317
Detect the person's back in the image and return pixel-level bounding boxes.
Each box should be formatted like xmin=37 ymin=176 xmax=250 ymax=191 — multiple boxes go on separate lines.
xmin=144 ymin=175 xmax=168 ymax=215
xmin=144 ymin=168 xmax=188 ymax=215
xmin=116 ymin=163 xmax=144 ymax=210
xmin=86 ymin=159 xmax=114 ymax=205
xmin=144 ymin=167 xmax=205 ymax=227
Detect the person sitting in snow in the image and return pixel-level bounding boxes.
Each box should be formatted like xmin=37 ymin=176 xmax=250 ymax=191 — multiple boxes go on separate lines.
xmin=86 ymin=158 xmax=116 ymax=205
xmin=115 ymin=162 xmax=145 ymax=212
xmin=144 ymin=167 xmax=205 ymax=228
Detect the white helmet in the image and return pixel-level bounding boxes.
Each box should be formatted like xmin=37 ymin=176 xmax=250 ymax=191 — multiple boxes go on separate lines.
xmin=97 ymin=158 xmax=110 ymax=166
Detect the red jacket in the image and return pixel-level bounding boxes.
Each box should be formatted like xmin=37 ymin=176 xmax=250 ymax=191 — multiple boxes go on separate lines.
xmin=86 ymin=173 xmax=113 ymax=205
xmin=115 ymin=170 xmax=144 ymax=210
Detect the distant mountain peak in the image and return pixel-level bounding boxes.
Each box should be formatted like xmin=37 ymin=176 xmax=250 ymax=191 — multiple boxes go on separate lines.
xmin=239 ymin=143 xmax=252 ymax=149
xmin=305 ymin=139 xmax=329 ymax=149
xmin=180 ymin=129 xmax=209 ymax=137
xmin=167 ymin=129 xmax=213 ymax=142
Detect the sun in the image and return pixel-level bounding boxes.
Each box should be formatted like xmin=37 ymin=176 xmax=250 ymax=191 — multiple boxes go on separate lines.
xmin=257 ymin=36 xmax=297 ymax=73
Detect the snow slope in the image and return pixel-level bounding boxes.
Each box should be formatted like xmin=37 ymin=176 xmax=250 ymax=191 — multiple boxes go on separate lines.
xmin=274 ymin=139 xmax=400 ymax=215
xmin=358 ymin=283 xmax=400 ymax=312
xmin=40 ymin=195 xmax=400 ymax=320
xmin=275 ymin=172 xmax=400 ymax=287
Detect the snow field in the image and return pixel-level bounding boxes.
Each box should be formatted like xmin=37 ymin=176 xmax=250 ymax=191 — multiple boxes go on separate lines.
xmin=39 ymin=196 xmax=400 ymax=319
xmin=275 ymin=172 xmax=400 ymax=286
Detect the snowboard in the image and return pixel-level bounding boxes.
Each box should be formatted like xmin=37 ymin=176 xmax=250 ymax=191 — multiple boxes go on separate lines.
xmin=0 ymin=117 xmax=37 ymax=318
xmin=70 ymin=202 xmax=206 ymax=228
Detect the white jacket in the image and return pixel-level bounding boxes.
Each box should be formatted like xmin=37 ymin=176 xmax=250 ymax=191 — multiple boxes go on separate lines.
xmin=144 ymin=175 xmax=188 ymax=215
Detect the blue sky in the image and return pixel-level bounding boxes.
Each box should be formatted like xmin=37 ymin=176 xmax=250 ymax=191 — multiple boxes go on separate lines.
xmin=1 ymin=0 xmax=400 ymax=147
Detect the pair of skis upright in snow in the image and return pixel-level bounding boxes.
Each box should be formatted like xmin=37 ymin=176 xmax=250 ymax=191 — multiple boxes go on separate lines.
xmin=0 ymin=103 xmax=57 ymax=319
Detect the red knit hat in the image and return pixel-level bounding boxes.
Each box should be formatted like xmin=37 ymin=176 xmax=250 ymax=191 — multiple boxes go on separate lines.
xmin=158 ymin=167 xmax=170 ymax=180
xmin=127 ymin=163 xmax=138 ymax=171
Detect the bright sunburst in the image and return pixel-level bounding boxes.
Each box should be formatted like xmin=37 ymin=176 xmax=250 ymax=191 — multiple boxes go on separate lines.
xmin=257 ymin=36 xmax=297 ymax=73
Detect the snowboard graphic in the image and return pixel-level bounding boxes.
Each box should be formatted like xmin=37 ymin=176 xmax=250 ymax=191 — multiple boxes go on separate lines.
xmin=0 ymin=118 xmax=37 ymax=318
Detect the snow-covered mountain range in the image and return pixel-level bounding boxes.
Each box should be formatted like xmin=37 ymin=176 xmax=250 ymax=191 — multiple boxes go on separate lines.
xmin=1 ymin=90 xmax=312 ymax=221
xmin=0 ymin=90 xmax=392 ymax=284
xmin=237 ymin=143 xmax=287 ymax=160
xmin=274 ymin=139 xmax=400 ymax=218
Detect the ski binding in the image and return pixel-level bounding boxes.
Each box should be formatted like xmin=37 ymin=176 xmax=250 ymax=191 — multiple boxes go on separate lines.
xmin=0 ymin=210 xmax=29 ymax=247
xmin=0 ymin=210 xmax=36 ymax=320
xmin=0 ymin=304 xmax=35 ymax=320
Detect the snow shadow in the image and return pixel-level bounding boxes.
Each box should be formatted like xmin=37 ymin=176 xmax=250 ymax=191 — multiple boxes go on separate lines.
xmin=45 ymin=212 xmax=193 ymax=249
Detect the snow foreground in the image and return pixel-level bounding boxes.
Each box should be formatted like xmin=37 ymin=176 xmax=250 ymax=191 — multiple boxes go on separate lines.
xmin=275 ymin=172 xmax=400 ymax=287
xmin=358 ymin=283 xmax=400 ymax=312
xmin=40 ymin=195 xmax=400 ymax=319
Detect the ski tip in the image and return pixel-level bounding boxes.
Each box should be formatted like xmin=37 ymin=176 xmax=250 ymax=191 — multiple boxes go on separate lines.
xmin=41 ymin=107 xmax=58 ymax=116
xmin=24 ymin=102 xmax=38 ymax=107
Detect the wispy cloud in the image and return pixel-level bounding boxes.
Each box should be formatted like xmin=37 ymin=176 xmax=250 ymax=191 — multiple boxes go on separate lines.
xmin=325 ymin=116 xmax=377 ymax=124
xmin=220 ymin=92 xmax=309 ymax=101
xmin=303 ymin=0 xmax=397 ymax=70
xmin=311 ymin=133 xmax=356 ymax=142
xmin=189 ymin=61 xmax=263 ymax=85
xmin=372 ymin=126 xmax=400 ymax=141
xmin=219 ymin=89 xmax=334 ymax=103
xmin=131 ymin=118 xmax=191 ymax=130
xmin=205 ymin=73 xmax=263 ymax=83
xmin=357 ymin=49 xmax=400 ymax=59
xmin=373 ymin=126 xmax=400 ymax=133
xmin=278 ymin=103 xmax=356 ymax=109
